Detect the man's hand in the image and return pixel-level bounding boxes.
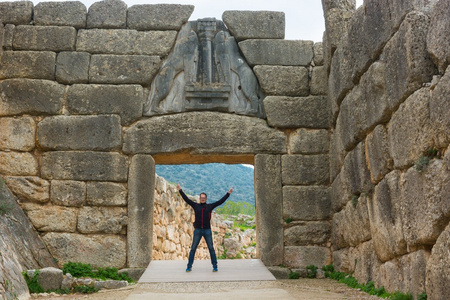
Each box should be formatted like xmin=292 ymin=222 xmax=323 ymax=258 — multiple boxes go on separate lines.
xmin=176 ymin=184 xmax=181 ymax=191
xmin=228 ymin=187 xmax=233 ymax=194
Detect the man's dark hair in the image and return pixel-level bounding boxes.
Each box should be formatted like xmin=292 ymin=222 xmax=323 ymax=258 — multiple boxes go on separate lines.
xmin=200 ymin=192 xmax=207 ymax=198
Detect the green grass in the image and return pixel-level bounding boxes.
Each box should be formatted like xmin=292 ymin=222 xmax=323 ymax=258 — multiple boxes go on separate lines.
xmin=62 ymin=262 xmax=134 ymax=283
xmin=23 ymin=270 xmax=44 ymax=294
xmin=289 ymin=270 xmax=300 ymax=279
xmin=306 ymin=265 xmax=318 ymax=278
xmin=73 ymin=285 xmax=99 ymax=294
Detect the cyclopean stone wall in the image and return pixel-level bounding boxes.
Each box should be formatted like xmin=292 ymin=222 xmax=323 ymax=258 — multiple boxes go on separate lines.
xmin=323 ymin=0 xmax=449 ymax=299
xmin=0 ymin=0 xmax=328 ymax=280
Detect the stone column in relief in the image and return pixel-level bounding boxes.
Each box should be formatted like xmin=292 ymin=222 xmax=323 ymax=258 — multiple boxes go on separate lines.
xmin=127 ymin=155 xmax=155 ymax=268
xmin=255 ymin=154 xmax=284 ymax=266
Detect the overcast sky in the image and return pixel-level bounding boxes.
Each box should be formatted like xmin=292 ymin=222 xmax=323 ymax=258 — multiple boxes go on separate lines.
xmin=4 ymin=0 xmax=363 ymax=41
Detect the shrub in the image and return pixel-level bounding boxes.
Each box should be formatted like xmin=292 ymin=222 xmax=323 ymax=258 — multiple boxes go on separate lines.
xmin=389 ymin=292 xmax=413 ymax=300
xmin=73 ymin=285 xmax=98 ymax=294
xmin=23 ymin=270 xmax=44 ymax=294
xmin=62 ymin=262 xmax=95 ymax=278
xmin=417 ymin=292 xmax=427 ymax=300
xmin=306 ymin=265 xmax=318 ymax=278
xmin=289 ymin=271 xmax=300 ymax=279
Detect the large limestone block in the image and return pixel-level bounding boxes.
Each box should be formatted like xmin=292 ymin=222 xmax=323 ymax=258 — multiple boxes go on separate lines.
xmin=66 ymin=84 xmax=144 ymax=126
xmin=281 ymin=155 xmax=329 ymax=185
xmin=388 ymin=88 xmax=434 ymax=169
xmin=13 ymin=25 xmax=76 ymax=51
xmin=284 ymin=221 xmax=330 ymax=246
xmin=383 ymin=11 xmax=435 ymax=111
xmin=329 ymin=130 xmax=346 ymax=182
xmin=239 ymin=40 xmax=314 ymax=66
xmin=77 ymin=29 xmax=177 ymax=56
xmin=253 ymin=66 xmax=309 ymax=96
xmin=50 ymin=180 xmax=86 ymax=207
xmin=283 ymin=186 xmax=330 ymax=221
xmin=310 ymin=66 xmax=327 ymax=95
xmin=3 ymin=24 xmax=14 ymax=50
xmin=5 ymin=176 xmax=49 ymax=203
xmin=400 ymin=152 xmax=450 ymax=248
xmin=89 ymin=54 xmax=161 ymax=85
xmin=222 ymin=11 xmax=285 ymax=41
xmin=380 ymin=250 xmax=430 ymax=298
xmin=128 ymin=155 xmax=155 ymax=268
xmin=0 ymin=51 xmax=56 ymax=80
xmin=365 ymin=125 xmax=393 ymax=184
xmin=87 ymin=182 xmax=127 ymax=206
xmin=0 ymin=1 xmax=33 ymax=25
xmin=368 ymin=171 xmax=407 ymax=262
xmin=264 ymin=96 xmax=330 ymax=129
xmin=284 ymin=246 xmax=331 ymax=269
xmin=34 ymin=1 xmax=86 ymax=28
xmin=0 ymin=117 xmax=35 ymax=151
xmin=330 ymin=171 xmax=352 ymax=213
xmin=123 ymin=112 xmax=287 ymax=155
xmin=426 ymin=222 xmax=450 ymax=300
xmin=340 ymin=142 xmax=373 ymax=195
xmin=254 ymin=154 xmax=283 ymax=266
xmin=0 ymin=79 xmax=63 ymax=116
xmin=331 ymin=194 xmax=371 ymax=249
xmin=289 ymin=129 xmax=329 ymax=155
xmin=37 ymin=267 xmax=63 ymax=291
xmin=25 ymin=204 xmax=77 ymax=232
xmin=78 ymin=207 xmax=127 ymax=234
xmin=56 ymin=52 xmax=90 ymax=84
xmin=127 ymin=4 xmax=194 ymax=30
xmin=430 ymin=65 xmax=450 ymax=148
xmin=0 ymin=152 xmax=37 ymax=176
xmin=43 ymin=232 xmax=126 ymax=268
xmin=313 ymin=42 xmax=324 ymax=66
xmin=87 ymin=0 xmax=127 ymax=29
xmin=347 ymin=240 xmax=382 ymax=284
xmin=41 ymin=151 xmax=128 ymax=182
xmin=38 ymin=115 xmax=122 ymax=151
xmin=427 ymin=0 xmax=450 ymax=73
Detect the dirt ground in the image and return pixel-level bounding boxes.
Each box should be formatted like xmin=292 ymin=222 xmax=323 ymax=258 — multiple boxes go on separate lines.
xmin=31 ymin=279 xmax=383 ymax=300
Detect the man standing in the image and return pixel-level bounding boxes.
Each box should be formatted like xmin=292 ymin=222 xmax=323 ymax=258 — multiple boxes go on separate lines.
xmin=176 ymin=184 xmax=233 ymax=272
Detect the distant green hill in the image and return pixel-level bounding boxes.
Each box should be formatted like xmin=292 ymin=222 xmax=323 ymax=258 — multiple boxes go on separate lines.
xmin=155 ymin=163 xmax=255 ymax=205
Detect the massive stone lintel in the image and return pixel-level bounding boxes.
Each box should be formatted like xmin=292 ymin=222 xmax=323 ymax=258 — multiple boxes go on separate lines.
xmin=143 ymin=18 xmax=265 ymax=118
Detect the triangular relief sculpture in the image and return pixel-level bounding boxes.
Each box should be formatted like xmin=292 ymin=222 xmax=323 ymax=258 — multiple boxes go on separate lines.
xmin=143 ymin=18 xmax=265 ymax=118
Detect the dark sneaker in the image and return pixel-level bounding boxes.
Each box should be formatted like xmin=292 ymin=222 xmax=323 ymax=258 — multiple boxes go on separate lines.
xmin=186 ymin=267 xmax=192 ymax=272
xmin=213 ymin=267 xmax=218 ymax=272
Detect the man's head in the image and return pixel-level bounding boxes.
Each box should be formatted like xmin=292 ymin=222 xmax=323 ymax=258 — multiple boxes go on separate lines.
xmin=199 ymin=192 xmax=207 ymax=203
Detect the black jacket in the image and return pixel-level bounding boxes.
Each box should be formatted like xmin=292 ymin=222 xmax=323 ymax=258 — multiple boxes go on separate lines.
xmin=179 ymin=189 xmax=230 ymax=229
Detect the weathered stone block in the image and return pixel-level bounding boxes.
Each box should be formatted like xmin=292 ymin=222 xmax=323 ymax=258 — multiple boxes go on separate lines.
xmin=0 ymin=152 xmax=37 ymax=176
xmin=267 ymin=266 xmax=290 ymax=279
xmin=254 ymin=154 xmax=283 ymax=266
xmin=283 ymin=186 xmax=330 ymax=221
xmin=43 ymin=232 xmax=126 ymax=268
xmin=347 ymin=240 xmax=382 ymax=284
xmin=50 ymin=180 xmax=86 ymax=207
xmin=87 ymin=182 xmax=127 ymax=206
xmin=87 ymin=0 xmax=127 ymax=29
xmin=4 ymin=176 xmax=49 ymax=203
xmin=313 ymin=42 xmax=324 ymax=66
xmin=77 ymin=29 xmax=177 ymax=56
xmin=383 ymin=11 xmax=435 ymax=111
xmin=222 ymin=11 xmax=285 ymax=41
xmin=329 ymin=131 xmax=346 ymax=182
xmin=426 ymin=222 xmax=450 ymax=300
xmin=34 ymin=1 xmax=86 ymax=28
xmin=56 ymin=52 xmax=90 ymax=84
xmin=340 ymin=142 xmax=374 ymax=195
xmin=310 ymin=66 xmax=327 ymax=95
xmin=66 ymin=84 xmax=144 ymax=126
xmin=284 ymin=221 xmax=330 ymax=246
xmin=41 ymin=151 xmax=128 ymax=182
xmin=13 ymin=25 xmax=76 ymax=51
xmin=330 ymin=171 xmax=352 ymax=213
xmin=388 ymin=88 xmax=434 ymax=169
xmin=253 ymin=66 xmax=308 ymax=96
xmin=284 ymin=246 xmax=331 ymax=269
xmin=38 ymin=115 xmax=122 ymax=151
xmin=123 ymin=112 xmax=287 ymax=155
xmin=0 ymin=79 xmax=63 ymax=116
xmin=89 ymin=54 xmax=161 ymax=85
xmin=365 ymin=125 xmax=393 ymax=184
xmin=0 ymin=117 xmax=35 ymax=151
xmin=264 ymin=96 xmax=330 ymax=129
xmin=128 ymin=155 xmax=155 ymax=268
xmin=0 ymin=51 xmax=56 ymax=80
xmin=427 ymin=0 xmax=450 ymax=73
xmin=127 ymin=4 xmax=194 ymax=30
xmin=331 ymin=194 xmax=371 ymax=249
xmin=281 ymin=155 xmax=329 ymax=185
xmin=430 ymin=66 xmax=450 ymax=148
xmin=25 ymin=204 xmax=77 ymax=232
xmin=37 ymin=267 xmax=63 ymax=291
xmin=3 ymin=24 xmax=15 ymax=50
xmin=0 ymin=1 xmax=33 ymax=25
xmin=239 ymin=39 xmax=314 ymax=66
xmin=368 ymin=171 xmax=407 ymax=262
xmin=289 ymin=129 xmax=329 ymax=154
xmin=78 ymin=207 xmax=127 ymax=234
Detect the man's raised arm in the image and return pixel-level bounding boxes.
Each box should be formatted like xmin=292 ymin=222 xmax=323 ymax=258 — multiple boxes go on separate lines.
xmin=176 ymin=183 xmax=196 ymax=207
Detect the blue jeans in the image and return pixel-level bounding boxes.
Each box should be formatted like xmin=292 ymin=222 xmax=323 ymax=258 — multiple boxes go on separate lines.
xmin=187 ymin=228 xmax=217 ymax=269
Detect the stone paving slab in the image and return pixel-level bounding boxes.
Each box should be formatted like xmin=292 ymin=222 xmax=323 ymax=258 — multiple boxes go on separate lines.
xmin=138 ymin=259 xmax=276 ymax=283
